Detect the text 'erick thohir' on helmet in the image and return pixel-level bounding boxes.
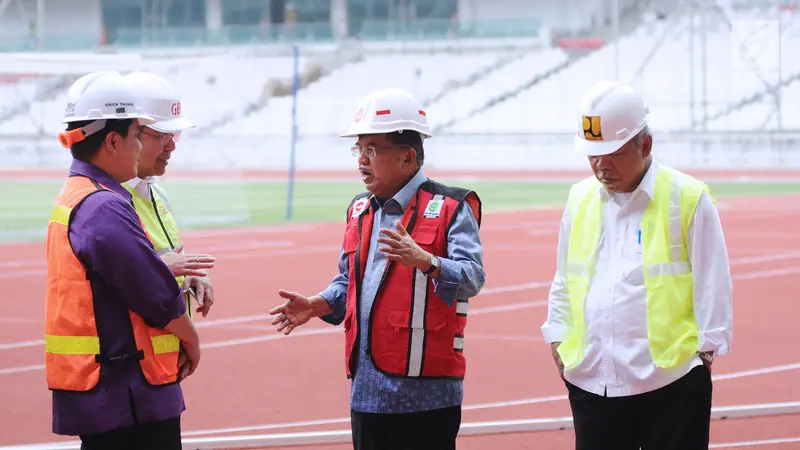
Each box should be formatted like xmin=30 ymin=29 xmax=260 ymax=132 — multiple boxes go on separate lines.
xmin=58 ymin=71 xmax=154 ymax=149
xmin=340 ymin=88 xmax=432 ymax=141
xmin=573 ymin=81 xmax=649 ymax=157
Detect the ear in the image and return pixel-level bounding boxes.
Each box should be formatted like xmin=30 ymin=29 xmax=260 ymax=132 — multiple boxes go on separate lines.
xmin=641 ymin=134 xmax=653 ymax=158
xmin=104 ymin=131 xmax=117 ymax=153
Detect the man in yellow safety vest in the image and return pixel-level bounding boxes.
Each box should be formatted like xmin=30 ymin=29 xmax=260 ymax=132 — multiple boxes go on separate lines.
xmin=122 ymin=71 xmax=217 ymax=318
xmin=541 ymin=81 xmax=733 ymax=450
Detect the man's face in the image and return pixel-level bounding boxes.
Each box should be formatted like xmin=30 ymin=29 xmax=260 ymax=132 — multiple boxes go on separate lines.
xmin=137 ymin=127 xmax=177 ymax=178
xmin=354 ymin=134 xmax=413 ymax=199
xmin=108 ymin=120 xmax=144 ymax=182
xmin=588 ymin=134 xmax=652 ymax=193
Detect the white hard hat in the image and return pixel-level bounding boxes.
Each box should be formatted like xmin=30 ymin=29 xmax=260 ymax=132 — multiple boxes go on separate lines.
xmin=573 ymin=81 xmax=649 ymax=156
xmin=341 ymin=88 xmax=431 ymax=139
xmin=123 ymin=71 xmax=196 ymax=133
xmin=59 ymin=71 xmax=154 ymax=148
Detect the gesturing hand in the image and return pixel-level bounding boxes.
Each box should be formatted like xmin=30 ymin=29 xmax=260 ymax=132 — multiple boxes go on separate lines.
xmin=377 ymin=219 xmax=430 ymax=270
xmin=269 ymin=290 xmax=314 ymax=335
xmin=161 ymin=244 xmax=216 ymax=277
xmin=185 ymin=275 xmax=214 ymax=318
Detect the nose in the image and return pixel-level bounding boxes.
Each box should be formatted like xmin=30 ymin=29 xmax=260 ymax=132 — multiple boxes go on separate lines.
xmin=358 ymin=152 xmax=370 ymax=165
xmin=592 ymin=155 xmax=612 ymax=169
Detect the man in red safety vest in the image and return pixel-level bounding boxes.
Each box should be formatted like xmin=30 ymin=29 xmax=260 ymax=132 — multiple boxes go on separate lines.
xmin=269 ymin=88 xmax=486 ymax=450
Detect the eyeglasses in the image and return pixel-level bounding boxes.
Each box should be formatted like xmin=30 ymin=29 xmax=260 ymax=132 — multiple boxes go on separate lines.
xmin=350 ymin=144 xmax=410 ymax=159
xmin=141 ymin=128 xmax=181 ymax=146
xmin=350 ymin=145 xmax=377 ymax=159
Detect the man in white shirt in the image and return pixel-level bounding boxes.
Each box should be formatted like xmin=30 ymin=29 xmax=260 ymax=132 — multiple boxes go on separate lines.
xmin=541 ymin=81 xmax=733 ymax=450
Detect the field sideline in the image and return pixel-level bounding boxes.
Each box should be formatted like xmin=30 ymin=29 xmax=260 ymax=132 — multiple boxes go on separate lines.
xmin=2 ymin=174 xmax=800 ymax=244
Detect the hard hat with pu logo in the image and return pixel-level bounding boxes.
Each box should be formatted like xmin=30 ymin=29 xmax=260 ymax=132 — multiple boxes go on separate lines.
xmin=574 ymin=81 xmax=649 ymax=157
xmin=341 ymin=88 xmax=431 ymax=139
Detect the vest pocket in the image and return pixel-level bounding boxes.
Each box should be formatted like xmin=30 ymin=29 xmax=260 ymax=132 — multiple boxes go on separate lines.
xmin=412 ymin=221 xmax=439 ymax=249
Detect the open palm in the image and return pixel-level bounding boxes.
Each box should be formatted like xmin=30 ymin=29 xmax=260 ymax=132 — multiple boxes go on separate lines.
xmin=269 ymin=289 xmax=314 ymax=335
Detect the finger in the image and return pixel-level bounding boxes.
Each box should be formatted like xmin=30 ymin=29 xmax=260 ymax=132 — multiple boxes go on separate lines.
xmin=186 ymin=261 xmax=216 ymax=270
xmin=185 ymin=254 xmax=216 ymax=263
xmin=269 ymin=305 xmax=286 ymax=316
xmin=174 ymin=243 xmax=184 ymax=254
xmin=395 ymin=219 xmax=407 ymax=235
xmin=278 ymin=289 xmax=297 ymax=301
xmin=376 ymin=237 xmax=401 ymax=248
xmin=270 ymin=313 xmax=285 ymax=325
xmin=380 ymin=228 xmax=403 ymax=240
xmin=179 ymin=362 xmax=190 ymax=381
xmin=195 ymin=283 xmax=206 ymax=307
xmin=379 ymin=246 xmax=400 ymax=256
xmin=199 ymin=302 xmax=211 ymax=318
xmin=276 ymin=319 xmax=290 ymax=332
xmin=179 ymin=268 xmax=209 ymax=277
xmin=284 ymin=323 xmax=294 ymax=335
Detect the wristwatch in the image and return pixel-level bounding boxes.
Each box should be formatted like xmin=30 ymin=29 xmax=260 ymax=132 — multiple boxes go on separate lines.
xmin=423 ymin=253 xmax=439 ymax=276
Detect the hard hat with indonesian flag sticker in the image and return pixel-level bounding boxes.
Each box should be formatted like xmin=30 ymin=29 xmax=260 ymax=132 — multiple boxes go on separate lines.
xmin=574 ymin=81 xmax=649 ymax=157
xmin=58 ymin=70 xmax=154 ymax=149
xmin=123 ymin=71 xmax=196 ymax=134
xmin=341 ymin=88 xmax=431 ymax=139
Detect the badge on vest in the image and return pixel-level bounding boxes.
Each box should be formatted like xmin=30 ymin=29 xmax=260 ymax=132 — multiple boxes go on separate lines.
xmin=423 ymin=196 xmax=444 ymax=219
xmin=351 ymin=198 xmax=370 ymax=219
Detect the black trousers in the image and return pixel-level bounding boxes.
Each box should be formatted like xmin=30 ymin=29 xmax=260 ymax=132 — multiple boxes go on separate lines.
xmin=79 ymin=416 xmax=182 ymax=450
xmin=566 ymin=364 xmax=713 ymax=450
xmin=351 ymin=405 xmax=461 ymax=450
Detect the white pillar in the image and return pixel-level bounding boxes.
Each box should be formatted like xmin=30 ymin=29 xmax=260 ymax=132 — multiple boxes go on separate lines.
xmin=36 ymin=0 xmax=46 ymax=50
xmin=205 ymin=0 xmax=221 ymax=30
xmin=330 ymin=0 xmax=347 ymax=39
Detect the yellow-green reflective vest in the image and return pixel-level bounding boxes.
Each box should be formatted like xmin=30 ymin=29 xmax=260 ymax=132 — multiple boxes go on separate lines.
xmin=123 ymin=180 xmax=191 ymax=317
xmin=558 ymin=163 xmax=713 ymax=370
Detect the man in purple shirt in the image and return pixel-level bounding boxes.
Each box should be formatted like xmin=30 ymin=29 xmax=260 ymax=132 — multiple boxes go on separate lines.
xmin=48 ymin=71 xmax=201 ymax=450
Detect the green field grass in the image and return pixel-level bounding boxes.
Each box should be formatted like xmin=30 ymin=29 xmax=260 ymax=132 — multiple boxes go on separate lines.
xmin=2 ymin=179 xmax=800 ymax=244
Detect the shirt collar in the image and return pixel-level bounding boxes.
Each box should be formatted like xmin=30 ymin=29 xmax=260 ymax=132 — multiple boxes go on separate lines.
xmin=69 ymin=159 xmax=132 ymax=202
xmin=125 ymin=176 xmax=155 ymax=199
xmin=371 ymin=169 xmax=428 ymax=211
xmin=598 ymin=157 xmax=659 ymax=201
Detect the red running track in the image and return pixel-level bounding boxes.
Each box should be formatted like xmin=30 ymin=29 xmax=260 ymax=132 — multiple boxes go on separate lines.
xmin=0 ymin=194 xmax=799 ymax=449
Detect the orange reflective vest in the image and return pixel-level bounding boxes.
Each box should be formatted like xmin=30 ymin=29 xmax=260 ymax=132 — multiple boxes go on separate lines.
xmin=342 ymin=180 xmax=482 ymax=380
xmin=44 ymin=175 xmax=181 ymax=392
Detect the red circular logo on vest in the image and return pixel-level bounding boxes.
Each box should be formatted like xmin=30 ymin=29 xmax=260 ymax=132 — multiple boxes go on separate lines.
xmin=352 ymin=198 xmax=368 ymax=217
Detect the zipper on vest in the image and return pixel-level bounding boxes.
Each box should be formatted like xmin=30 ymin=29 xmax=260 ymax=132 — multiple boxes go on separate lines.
xmin=366 ymin=190 xmax=421 ymax=373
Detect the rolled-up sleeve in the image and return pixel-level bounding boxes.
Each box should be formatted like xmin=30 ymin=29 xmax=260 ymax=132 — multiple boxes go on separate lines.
xmin=433 ymin=202 xmax=486 ymax=306
xmin=71 ymin=193 xmax=185 ymax=329
xmin=318 ymin=246 xmax=349 ymax=326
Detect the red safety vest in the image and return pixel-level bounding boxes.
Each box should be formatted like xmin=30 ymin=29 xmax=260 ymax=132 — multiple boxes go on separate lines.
xmin=341 ymin=180 xmax=482 ymax=380
xmin=44 ymin=175 xmax=181 ymax=392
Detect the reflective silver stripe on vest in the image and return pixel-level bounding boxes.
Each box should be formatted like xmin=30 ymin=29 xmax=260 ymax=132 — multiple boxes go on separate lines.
xmin=406 ymin=268 xmax=428 ymax=377
xmin=454 ymin=335 xmax=464 ymax=352
xmin=646 ymin=261 xmax=691 ymax=277
xmin=456 ymin=300 xmax=468 ymax=316
xmin=668 ymin=176 xmax=684 ymax=262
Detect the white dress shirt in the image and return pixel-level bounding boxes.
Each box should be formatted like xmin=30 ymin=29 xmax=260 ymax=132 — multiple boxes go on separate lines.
xmin=541 ymin=160 xmax=733 ymax=397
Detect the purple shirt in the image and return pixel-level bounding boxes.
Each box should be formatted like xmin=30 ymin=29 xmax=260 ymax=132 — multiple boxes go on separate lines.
xmin=51 ymin=159 xmax=187 ymax=436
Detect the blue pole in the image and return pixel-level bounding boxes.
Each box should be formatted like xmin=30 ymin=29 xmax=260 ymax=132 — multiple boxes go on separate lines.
xmin=285 ymin=43 xmax=299 ymax=221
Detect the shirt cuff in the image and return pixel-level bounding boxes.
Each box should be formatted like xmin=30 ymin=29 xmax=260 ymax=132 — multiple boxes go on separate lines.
xmin=431 ymin=257 xmax=460 ymax=307
xmin=541 ymin=323 xmax=571 ymax=344
xmin=318 ymin=289 xmax=345 ymax=326
xmin=148 ymin=291 xmax=187 ymax=329
xmin=698 ymin=329 xmax=731 ymax=356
